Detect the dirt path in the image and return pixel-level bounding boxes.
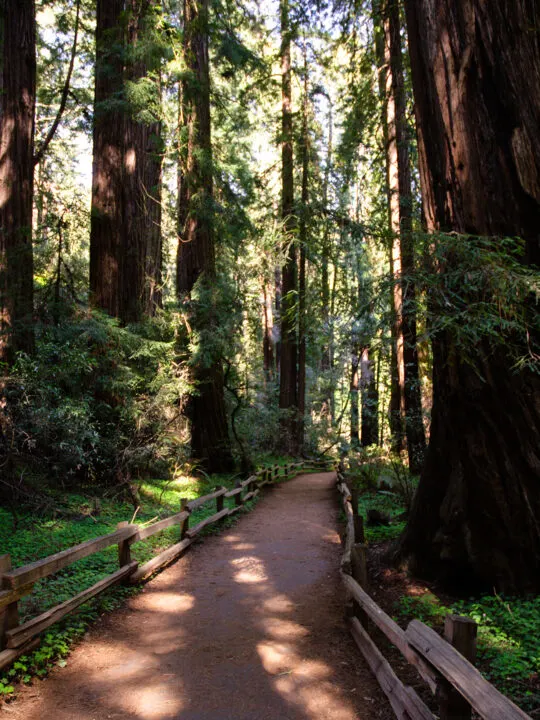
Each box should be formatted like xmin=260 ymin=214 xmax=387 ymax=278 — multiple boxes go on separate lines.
xmin=7 ymin=472 xmax=392 ymax=720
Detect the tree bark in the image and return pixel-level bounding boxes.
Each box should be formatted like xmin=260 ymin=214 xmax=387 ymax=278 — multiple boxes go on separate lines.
xmin=385 ymin=0 xmax=426 ymax=473
xmin=90 ymin=0 xmax=124 ymax=318
xmin=177 ymin=0 xmax=233 ymax=472
xmin=0 ymin=0 xmax=36 ymax=365
xmin=374 ymin=0 xmax=405 ymax=452
xmin=399 ymin=0 xmax=540 ymax=593
xmin=262 ymin=280 xmax=274 ymax=381
xmin=360 ymin=347 xmax=379 ymax=447
xmin=297 ymin=47 xmax=309 ymax=451
xmin=91 ymin=0 xmax=162 ymax=323
xmin=278 ymin=0 xmax=298 ymax=455
xmin=350 ymin=346 xmax=360 ymax=447
xmin=320 ymin=98 xmax=333 ymax=425
xmin=121 ymin=0 xmax=162 ymax=323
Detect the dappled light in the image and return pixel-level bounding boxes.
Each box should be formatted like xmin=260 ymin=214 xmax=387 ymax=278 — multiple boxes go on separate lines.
xmin=136 ymin=592 xmax=195 ymax=614
xmin=7 ymin=472 xmax=390 ymax=720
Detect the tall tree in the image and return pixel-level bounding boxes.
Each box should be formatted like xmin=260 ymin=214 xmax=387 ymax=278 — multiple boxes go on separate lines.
xmin=121 ymin=0 xmax=162 ymax=322
xmin=350 ymin=346 xmax=360 ymax=447
xmin=374 ymin=0 xmax=405 ymax=453
xmin=297 ymin=42 xmax=310 ymax=451
xmin=398 ymin=0 xmax=540 ymax=592
xmin=0 ymin=0 xmax=36 ymax=365
xmin=360 ymin=346 xmax=378 ymax=446
xmin=177 ymin=0 xmax=234 ymax=472
xmin=90 ymin=0 xmax=124 ymax=318
xmin=384 ymin=0 xmax=425 ymax=473
xmin=91 ymin=0 xmax=162 ymax=323
xmin=278 ymin=0 xmax=298 ymax=454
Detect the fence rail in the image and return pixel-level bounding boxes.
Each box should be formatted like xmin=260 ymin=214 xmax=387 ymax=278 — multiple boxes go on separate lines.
xmin=0 ymin=458 xmax=333 ymax=672
xmin=336 ymin=471 xmax=531 ymax=720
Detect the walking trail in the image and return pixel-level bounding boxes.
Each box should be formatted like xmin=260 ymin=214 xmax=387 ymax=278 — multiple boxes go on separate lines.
xmin=8 ymin=472 xmax=392 ymax=720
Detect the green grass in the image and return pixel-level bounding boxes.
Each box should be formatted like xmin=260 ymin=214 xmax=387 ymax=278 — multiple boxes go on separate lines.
xmin=0 ymin=459 xmax=322 ymax=696
xmin=346 ymin=460 xmax=539 ymax=713
xmin=0 ymin=470 xmax=257 ymax=695
xmin=395 ymin=592 xmax=540 ymax=712
xmin=355 ymin=490 xmax=406 ymax=543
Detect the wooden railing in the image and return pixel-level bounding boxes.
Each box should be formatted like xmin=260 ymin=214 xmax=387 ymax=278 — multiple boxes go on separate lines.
xmin=0 ymin=458 xmax=332 ymax=673
xmin=336 ymin=471 xmax=531 ymax=720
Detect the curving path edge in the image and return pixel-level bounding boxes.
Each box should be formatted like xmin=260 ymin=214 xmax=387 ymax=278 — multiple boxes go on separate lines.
xmin=8 ymin=472 xmax=392 ymax=720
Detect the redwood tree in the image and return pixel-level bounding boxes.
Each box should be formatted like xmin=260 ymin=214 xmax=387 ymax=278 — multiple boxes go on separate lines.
xmin=0 ymin=0 xmax=36 ymax=365
xmin=278 ymin=0 xmax=298 ymax=454
xmin=374 ymin=0 xmax=425 ymax=469
xmin=177 ymin=0 xmax=233 ymax=472
xmin=91 ymin=0 xmax=162 ymax=323
xmin=90 ymin=0 xmax=124 ymax=318
xmin=398 ymin=0 xmax=540 ymax=592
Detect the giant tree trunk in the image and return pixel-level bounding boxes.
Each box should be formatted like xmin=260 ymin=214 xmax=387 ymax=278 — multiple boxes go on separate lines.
xmin=385 ymin=0 xmax=426 ymax=473
xmin=278 ymin=0 xmax=298 ymax=455
xmin=177 ymin=0 xmax=233 ymax=472
xmin=374 ymin=0 xmax=405 ymax=452
xmin=297 ymin=49 xmax=309 ymax=451
xmin=121 ymin=1 xmax=163 ymax=323
xmin=0 ymin=0 xmax=36 ymax=365
xmin=399 ymin=0 xmax=540 ymax=593
xmin=320 ymin=99 xmax=333 ymax=425
xmin=90 ymin=0 xmax=124 ymax=317
xmin=142 ymin=110 xmax=163 ymax=316
xmin=91 ymin=0 xmax=162 ymax=323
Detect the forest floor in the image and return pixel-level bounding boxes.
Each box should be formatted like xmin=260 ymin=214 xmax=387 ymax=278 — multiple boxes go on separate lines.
xmin=4 ymin=471 xmax=394 ymax=720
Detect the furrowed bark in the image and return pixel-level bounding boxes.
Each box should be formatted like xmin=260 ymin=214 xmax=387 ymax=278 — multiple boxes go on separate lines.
xmin=398 ymin=0 xmax=540 ymax=593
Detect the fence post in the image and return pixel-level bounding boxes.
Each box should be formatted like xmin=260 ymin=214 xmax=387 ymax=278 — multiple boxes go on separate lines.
xmin=350 ymin=487 xmax=366 ymax=543
xmin=350 ymin=544 xmax=369 ymax=630
xmin=216 ymin=487 xmax=224 ymax=513
xmin=437 ymin=615 xmax=477 ymax=720
xmin=234 ymin=480 xmax=243 ymax=508
xmin=117 ymin=522 xmax=132 ymax=584
xmin=0 ymin=555 xmax=19 ymax=650
xmin=180 ymin=498 xmax=189 ymax=539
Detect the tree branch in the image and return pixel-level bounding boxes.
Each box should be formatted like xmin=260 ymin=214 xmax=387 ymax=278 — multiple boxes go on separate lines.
xmin=33 ymin=0 xmax=81 ymax=166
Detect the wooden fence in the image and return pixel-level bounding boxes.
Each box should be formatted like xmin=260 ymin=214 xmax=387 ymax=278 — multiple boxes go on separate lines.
xmin=0 ymin=458 xmax=333 ymax=673
xmin=336 ymin=470 xmax=532 ymax=720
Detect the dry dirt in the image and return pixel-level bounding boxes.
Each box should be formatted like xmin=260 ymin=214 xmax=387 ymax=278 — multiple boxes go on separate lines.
xmin=4 ymin=471 xmax=394 ymax=720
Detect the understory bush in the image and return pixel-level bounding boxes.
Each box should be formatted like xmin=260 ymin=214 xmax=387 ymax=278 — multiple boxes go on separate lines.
xmin=0 ymin=307 xmax=190 ymax=491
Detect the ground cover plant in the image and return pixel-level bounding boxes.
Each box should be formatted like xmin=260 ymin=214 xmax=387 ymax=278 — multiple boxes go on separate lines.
xmin=347 ymin=455 xmax=540 ymax=713
xmin=0 ymin=468 xmax=263 ymax=697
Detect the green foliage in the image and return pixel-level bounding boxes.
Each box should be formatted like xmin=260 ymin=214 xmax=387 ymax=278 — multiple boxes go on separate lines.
xmin=391 ymin=232 xmax=540 ymax=373
xmin=1 ymin=308 xmax=188 ymax=486
xmin=0 ymin=467 xmax=246 ymax=695
xmin=395 ymin=592 xmax=540 ymax=711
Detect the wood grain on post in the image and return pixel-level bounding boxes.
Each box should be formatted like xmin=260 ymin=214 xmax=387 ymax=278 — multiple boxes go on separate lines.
xmin=407 ymin=619 xmax=530 ymax=720
xmin=0 ymin=555 xmax=19 ymax=652
xmin=351 ymin=487 xmax=359 ymax=514
xmin=438 ymin=615 xmax=477 ymax=720
xmin=216 ymin=486 xmax=225 ymax=513
xmin=117 ymin=522 xmax=132 ymax=569
xmin=180 ymin=498 xmax=189 ymax=539
xmin=341 ymin=573 xmax=438 ymax=693
xmin=350 ymin=617 xmax=435 ymax=720
xmin=354 ymin=514 xmax=365 ymax=543
xmin=350 ymin=544 xmax=369 ymax=629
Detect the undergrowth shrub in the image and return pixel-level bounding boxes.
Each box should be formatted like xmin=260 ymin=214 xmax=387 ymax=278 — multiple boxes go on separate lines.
xmin=0 ymin=307 xmax=190 ymax=491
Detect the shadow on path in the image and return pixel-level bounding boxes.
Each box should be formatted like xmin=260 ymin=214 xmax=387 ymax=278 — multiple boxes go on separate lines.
xmin=9 ymin=472 xmax=391 ymax=720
